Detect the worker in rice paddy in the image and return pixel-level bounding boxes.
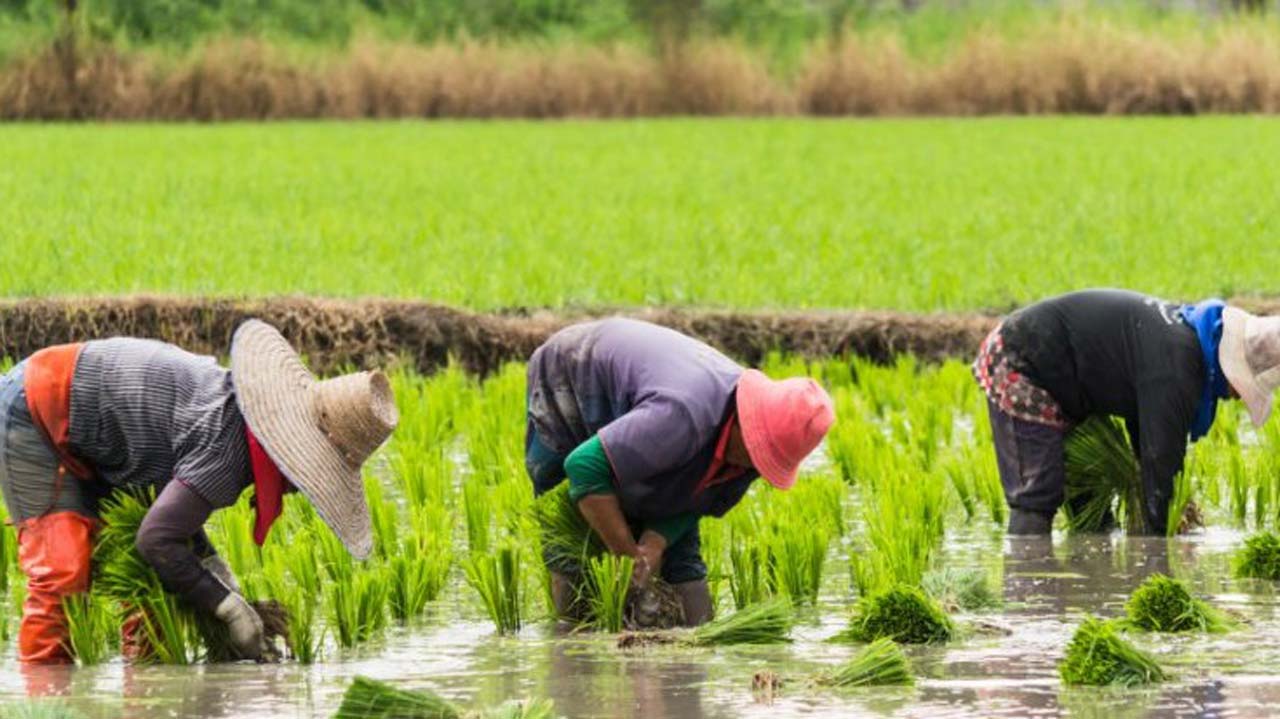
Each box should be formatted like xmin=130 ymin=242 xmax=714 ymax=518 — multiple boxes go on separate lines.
xmin=974 ymin=289 xmax=1280 ymax=535
xmin=1 ymin=320 xmax=398 ymax=663
xmin=525 ymin=318 xmax=835 ymax=625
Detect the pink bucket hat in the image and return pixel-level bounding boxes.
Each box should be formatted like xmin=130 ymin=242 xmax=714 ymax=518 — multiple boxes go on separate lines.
xmin=735 ymin=369 xmax=836 ymax=491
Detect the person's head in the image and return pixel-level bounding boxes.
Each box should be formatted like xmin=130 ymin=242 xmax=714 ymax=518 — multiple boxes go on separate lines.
xmin=732 ymin=369 xmax=836 ymax=490
xmin=1220 ymin=308 xmax=1280 ymax=428
xmin=231 ymin=319 xmax=399 ymax=559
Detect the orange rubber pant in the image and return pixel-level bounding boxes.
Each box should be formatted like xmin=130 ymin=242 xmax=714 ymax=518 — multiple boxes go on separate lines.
xmin=16 ymin=511 xmax=95 ymax=664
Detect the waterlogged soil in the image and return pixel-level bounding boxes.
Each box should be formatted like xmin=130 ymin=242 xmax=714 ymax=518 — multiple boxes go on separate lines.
xmin=4 ymin=524 xmax=1280 ymax=719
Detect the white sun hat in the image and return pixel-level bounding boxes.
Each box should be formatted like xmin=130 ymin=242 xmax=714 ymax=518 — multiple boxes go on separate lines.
xmin=230 ymin=319 xmax=398 ymax=560
xmin=1220 ymin=307 xmax=1280 ymax=428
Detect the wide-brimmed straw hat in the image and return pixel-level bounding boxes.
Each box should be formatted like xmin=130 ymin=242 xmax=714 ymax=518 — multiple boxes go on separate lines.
xmin=230 ymin=319 xmax=398 ymax=560
xmin=1221 ymin=307 xmax=1280 ymax=429
xmin=735 ymin=369 xmax=835 ymax=491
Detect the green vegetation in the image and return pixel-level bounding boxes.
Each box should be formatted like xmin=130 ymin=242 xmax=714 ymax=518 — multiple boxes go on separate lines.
xmin=1234 ymin=532 xmax=1280 ymax=580
xmin=4 ymin=119 xmax=1280 ymax=307
xmin=685 ymin=598 xmax=793 ymax=647
xmin=584 ymin=554 xmax=633 ymax=633
xmin=59 ymin=593 xmax=116 ymax=666
xmin=1059 ymin=617 xmax=1168 ymax=687
xmin=1123 ymin=574 xmax=1234 ymax=633
xmin=1064 ymin=417 xmax=1143 ymax=534
xmin=839 ymin=584 xmax=953 ymax=645
xmin=334 ymin=676 xmax=460 ymax=719
xmin=818 ymin=638 xmax=914 ymax=688
xmin=922 ymin=567 xmax=1001 ymax=613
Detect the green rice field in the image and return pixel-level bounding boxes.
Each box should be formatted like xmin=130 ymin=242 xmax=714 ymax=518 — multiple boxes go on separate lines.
xmin=3 ymin=117 xmax=1279 ymax=310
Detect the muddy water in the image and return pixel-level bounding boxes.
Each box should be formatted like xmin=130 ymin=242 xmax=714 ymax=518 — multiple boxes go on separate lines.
xmin=4 ymin=523 xmax=1279 ymax=719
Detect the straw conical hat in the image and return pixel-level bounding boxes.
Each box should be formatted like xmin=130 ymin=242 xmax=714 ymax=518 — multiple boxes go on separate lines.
xmin=230 ymin=319 xmax=398 ymax=560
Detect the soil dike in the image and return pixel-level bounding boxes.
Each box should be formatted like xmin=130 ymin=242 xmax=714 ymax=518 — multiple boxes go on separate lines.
xmin=0 ymin=297 xmax=1000 ymax=375
xmin=6 ymin=295 xmax=1277 ymax=375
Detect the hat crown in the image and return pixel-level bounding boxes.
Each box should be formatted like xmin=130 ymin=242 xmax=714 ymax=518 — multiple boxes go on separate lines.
xmin=310 ymin=371 xmax=399 ymax=468
xmin=736 ymin=369 xmax=836 ymax=491
xmin=1246 ymin=316 xmax=1280 ymax=382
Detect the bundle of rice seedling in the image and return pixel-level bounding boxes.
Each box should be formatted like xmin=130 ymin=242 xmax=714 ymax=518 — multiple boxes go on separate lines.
xmin=838 ymin=584 xmax=953 ymax=645
xmin=1234 ymin=531 xmax=1280 ymax=580
xmin=1124 ymin=574 xmax=1234 ymax=633
xmin=60 ymin=592 xmax=117 ymax=666
xmin=532 ymin=483 xmax=605 ymax=571
xmin=1064 ymin=416 xmax=1140 ymax=533
xmin=684 ymin=598 xmax=793 ymax=646
xmin=333 ymin=676 xmax=460 ymax=719
xmin=585 ymin=553 xmax=633 ymax=633
xmin=95 ymin=488 xmax=288 ymax=663
xmin=817 ymin=638 xmax=914 ymax=687
xmin=922 ymin=567 xmax=1001 ymax=613
xmin=1059 ymin=616 xmax=1168 ymax=687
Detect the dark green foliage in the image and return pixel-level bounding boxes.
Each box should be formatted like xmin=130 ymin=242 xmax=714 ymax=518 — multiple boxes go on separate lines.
xmin=333 ymin=676 xmax=460 ymax=719
xmin=1059 ymin=616 xmax=1168 ymax=687
xmin=1234 ymin=531 xmax=1280 ymax=580
xmin=1124 ymin=574 xmax=1233 ymax=633
xmin=1064 ymin=416 xmax=1145 ymax=534
xmin=685 ymin=597 xmax=793 ymax=646
xmin=819 ymin=638 xmax=914 ymax=687
xmin=840 ymin=584 xmax=953 ymax=645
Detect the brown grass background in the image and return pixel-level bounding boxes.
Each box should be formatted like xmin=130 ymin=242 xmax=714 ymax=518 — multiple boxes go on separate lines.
xmin=4 ymin=21 xmax=1280 ymax=120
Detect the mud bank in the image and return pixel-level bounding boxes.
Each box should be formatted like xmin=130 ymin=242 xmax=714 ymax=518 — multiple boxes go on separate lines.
xmin=0 ymin=297 xmax=1001 ymax=375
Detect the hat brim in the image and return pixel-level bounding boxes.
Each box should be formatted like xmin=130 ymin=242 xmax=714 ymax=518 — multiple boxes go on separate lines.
xmin=735 ymin=369 xmax=799 ymax=491
xmin=1220 ymin=307 xmax=1273 ymax=428
xmin=230 ymin=320 xmax=373 ymax=559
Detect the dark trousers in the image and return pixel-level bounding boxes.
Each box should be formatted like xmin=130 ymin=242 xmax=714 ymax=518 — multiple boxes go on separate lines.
xmin=525 ymin=415 xmax=707 ymax=584
xmin=986 ymin=399 xmax=1068 ymax=518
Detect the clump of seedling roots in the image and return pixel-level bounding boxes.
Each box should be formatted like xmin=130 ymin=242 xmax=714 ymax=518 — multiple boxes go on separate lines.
xmin=617 ymin=598 xmax=794 ymax=649
xmin=836 ymin=584 xmax=953 ymax=644
xmin=334 ymin=676 xmax=558 ymax=719
xmin=1123 ymin=574 xmax=1234 ymax=633
xmin=1059 ymin=616 xmax=1168 ymax=687
xmin=1234 ymin=531 xmax=1280 ymax=580
xmin=922 ymin=567 xmax=1001 ymax=613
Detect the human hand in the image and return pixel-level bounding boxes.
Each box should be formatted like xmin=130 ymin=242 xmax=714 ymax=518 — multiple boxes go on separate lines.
xmin=214 ymin=592 xmax=267 ymax=660
xmin=631 ymin=531 xmax=667 ymax=588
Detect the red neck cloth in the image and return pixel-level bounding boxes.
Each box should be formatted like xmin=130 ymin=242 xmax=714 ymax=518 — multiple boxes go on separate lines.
xmin=246 ymin=425 xmax=287 ymax=546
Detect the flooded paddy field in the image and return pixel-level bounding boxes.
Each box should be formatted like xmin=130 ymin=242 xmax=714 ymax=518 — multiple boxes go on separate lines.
xmin=3 ymin=356 xmax=1280 ymax=719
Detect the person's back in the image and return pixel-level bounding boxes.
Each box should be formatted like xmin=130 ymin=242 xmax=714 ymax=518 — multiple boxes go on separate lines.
xmin=1002 ymin=289 xmax=1202 ymax=423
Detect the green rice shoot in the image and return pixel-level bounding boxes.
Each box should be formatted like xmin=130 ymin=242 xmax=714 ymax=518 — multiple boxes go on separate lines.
xmin=333 ymin=675 xmax=460 ymax=719
xmin=1123 ymin=574 xmax=1235 ymax=633
xmin=1064 ymin=416 xmax=1143 ymax=534
xmin=1234 ymin=532 xmax=1280 ymax=580
xmin=838 ymin=584 xmax=953 ymax=645
xmin=684 ymin=597 xmax=793 ymax=647
xmin=817 ymin=638 xmax=914 ymax=687
xmin=1059 ymin=616 xmax=1168 ymax=687
xmin=584 ymin=553 xmax=633 ymax=633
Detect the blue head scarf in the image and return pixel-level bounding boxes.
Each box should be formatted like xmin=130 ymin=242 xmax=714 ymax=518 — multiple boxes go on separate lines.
xmin=1179 ymin=299 xmax=1231 ymax=442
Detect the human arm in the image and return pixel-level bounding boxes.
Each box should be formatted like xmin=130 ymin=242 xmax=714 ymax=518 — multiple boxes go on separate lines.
xmin=1132 ymin=379 xmax=1197 ymax=535
xmin=135 ymin=479 xmax=231 ymax=614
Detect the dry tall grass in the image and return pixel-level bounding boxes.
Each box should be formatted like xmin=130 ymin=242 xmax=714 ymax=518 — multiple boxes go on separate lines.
xmin=4 ymin=21 xmax=1280 ymax=119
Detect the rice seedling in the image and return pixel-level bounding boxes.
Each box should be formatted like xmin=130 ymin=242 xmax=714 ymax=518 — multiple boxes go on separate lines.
xmin=0 ymin=700 xmax=86 ymax=719
xmin=388 ymin=549 xmax=451 ymax=624
xmin=328 ymin=569 xmax=390 ymax=650
xmin=268 ymin=572 xmax=322 ymax=664
xmin=1064 ymin=416 xmax=1141 ymax=534
xmin=60 ymin=593 xmax=116 ymax=666
xmin=1122 ymin=574 xmax=1234 ymax=633
xmin=728 ymin=539 xmax=771 ymax=610
xmin=1233 ymin=531 xmax=1280 ymax=580
xmin=762 ymin=522 xmax=828 ymax=607
xmin=533 ymin=483 xmax=605 ymax=571
xmin=837 ymin=584 xmax=953 ymax=645
xmin=817 ymin=638 xmax=914 ymax=688
xmin=698 ymin=517 xmax=728 ymax=610
xmin=333 ymin=676 xmax=460 ymax=719
xmin=482 ymin=699 xmax=559 ymax=719
xmin=464 ymin=541 xmax=523 ymax=634
xmin=922 ymin=567 xmax=1001 ymax=613
xmin=1059 ymin=616 xmax=1168 ymax=687
xmin=684 ymin=597 xmax=793 ymax=646
xmin=584 ymin=553 xmax=633 ymax=633
xmin=463 ymin=478 xmax=493 ymax=555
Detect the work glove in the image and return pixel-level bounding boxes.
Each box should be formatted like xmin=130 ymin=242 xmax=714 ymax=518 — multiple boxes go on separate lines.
xmin=214 ymin=592 xmax=267 ymax=661
xmin=201 ymin=554 xmax=241 ymax=594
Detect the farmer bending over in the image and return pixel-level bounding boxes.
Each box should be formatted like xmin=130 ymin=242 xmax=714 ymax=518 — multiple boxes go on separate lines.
xmin=974 ymin=289 xmax=1280 ymax=535
xmin=525 ymin=318 xmax=835 ymax=625
xmin=1 ymin=320 xmax=398 ymax=663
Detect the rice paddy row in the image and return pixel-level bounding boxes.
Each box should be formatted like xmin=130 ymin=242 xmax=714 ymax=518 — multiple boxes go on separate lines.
xmin=4 ymin=353 xmax=1280 ymax=699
